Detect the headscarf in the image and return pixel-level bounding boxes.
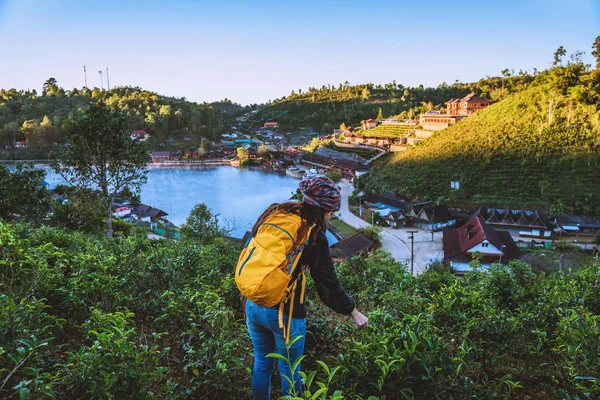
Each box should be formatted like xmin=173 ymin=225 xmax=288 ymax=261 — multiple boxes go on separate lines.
xmin=298 ymin=176 xmax=341 ymax=211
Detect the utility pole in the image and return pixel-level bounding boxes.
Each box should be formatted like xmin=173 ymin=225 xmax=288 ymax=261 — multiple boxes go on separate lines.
xmin=408 ymin=230 xmax=418 ymax=276
xmin=98 ymin=70 xmax=103 ymax=90
xmin=106 ymin=67 xmax=110 ymax=90
xmin=431 ymin=204 xmax=435 ymax=242
xmin=83 ymin=65 xmax=88 ymax=87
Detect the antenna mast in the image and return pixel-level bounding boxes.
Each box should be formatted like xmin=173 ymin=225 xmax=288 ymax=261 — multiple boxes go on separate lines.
xmin=106 ymin=67 xmax=110 ymax=90
xmin=98 ymin=70 xmax=103 ymax=90
xmin=83 ymin=65 xmax=88 ymax=87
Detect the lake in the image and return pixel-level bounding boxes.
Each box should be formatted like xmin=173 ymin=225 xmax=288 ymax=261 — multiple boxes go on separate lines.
xmin=14 ymin=163 xmax=338 ymax=242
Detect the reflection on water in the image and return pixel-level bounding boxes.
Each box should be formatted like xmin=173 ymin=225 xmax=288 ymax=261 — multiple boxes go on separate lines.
xmin=12 ymin=163 xmax=338 ymax=242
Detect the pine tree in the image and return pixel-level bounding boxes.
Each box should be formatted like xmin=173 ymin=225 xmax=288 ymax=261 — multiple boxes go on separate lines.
xmin=377 ymin=108 xmax=384 ymax=121
xmin=592 ymin=35 xmax=600 ymax=70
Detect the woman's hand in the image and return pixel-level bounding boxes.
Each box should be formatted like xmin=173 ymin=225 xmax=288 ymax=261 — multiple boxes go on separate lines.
xmin=350 ymin=308 xmax=368 ymax=328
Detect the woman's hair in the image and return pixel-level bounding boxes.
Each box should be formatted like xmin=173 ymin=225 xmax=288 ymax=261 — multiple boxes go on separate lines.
xmin=251 ymin=201 xmax=327 ymax=249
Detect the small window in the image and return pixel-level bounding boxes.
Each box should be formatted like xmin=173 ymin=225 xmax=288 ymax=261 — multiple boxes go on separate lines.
xmin=481 ymin=242 xmax=489 ymax=248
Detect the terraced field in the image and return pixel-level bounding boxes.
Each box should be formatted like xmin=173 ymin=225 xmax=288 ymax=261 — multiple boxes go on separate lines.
xmin=357 ymin=124 xmax=413 ymax=138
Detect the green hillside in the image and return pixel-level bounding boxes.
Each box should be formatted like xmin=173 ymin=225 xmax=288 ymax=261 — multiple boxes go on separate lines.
xmin=0 ymin=80 xmax=244 ymax=159
xmin=257 ymin=74 xmax=533 ymax=132
xmin=366 ymin=63 xmax=600 ymax=215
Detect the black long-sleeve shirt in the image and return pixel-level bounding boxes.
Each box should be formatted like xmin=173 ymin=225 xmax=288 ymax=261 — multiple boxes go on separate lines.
xmin=284 ymin=230 xmax=355 ymax=319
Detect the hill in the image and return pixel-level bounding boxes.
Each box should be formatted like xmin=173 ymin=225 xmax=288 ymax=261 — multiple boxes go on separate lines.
xmin=0 ymin=80 xmax=244 ymax=159
xmin=1 ymin=220 xmax=599 ymax=398
xmin=255 ymin=74 xmax=534 ymax=132
xmin=365 ymin=63 xmax=600 ymax=215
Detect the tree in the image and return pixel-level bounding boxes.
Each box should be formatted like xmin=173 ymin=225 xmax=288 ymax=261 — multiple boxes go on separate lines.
xmin=237 ymin=147 xmax=249 ymax=165
xmin=340 ymin=122 xmax=347 ymax=132
xmin=180 ymin=203 xmax=223 ymax=242
xmin=592 ymin=35 xmax=600 ymax=70
xmin=594 ymin=230 xmax=600 ymax=246
xmin=20 ymin=120 xmax=40 ymax=148
xmin=257 ymin=144 xmax=270 ymax=158
xmin=51 ymin=101 xmax=148 ymax=238
xmin=377 ymin=107 xmax=384 ymax=121
xmin=0 ymin=163 xmax=50 ymax=225
xmin=43 ymin=77 xmax=59 ymax=96
xmin=553 ymin=46 xmax=567 ymax=66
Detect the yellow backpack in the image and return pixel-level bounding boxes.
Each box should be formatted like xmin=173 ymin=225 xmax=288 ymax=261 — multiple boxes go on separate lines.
xmin=235 ymin=211 xmax=313 ymax=342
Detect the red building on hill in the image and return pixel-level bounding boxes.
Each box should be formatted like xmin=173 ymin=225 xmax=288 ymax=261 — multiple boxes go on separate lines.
xmin=445 ymin=93 xmax=491 ymax=116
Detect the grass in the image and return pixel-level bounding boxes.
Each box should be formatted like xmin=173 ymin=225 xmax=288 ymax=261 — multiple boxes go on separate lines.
xmin=329 ymin=217 xmax=358 ymax=238
xmin=356 ymin=124 xmax=412 ymax=138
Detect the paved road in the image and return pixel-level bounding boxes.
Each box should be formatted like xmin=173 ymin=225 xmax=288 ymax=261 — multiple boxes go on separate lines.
xmin=338 ymin=180 xmax=412 ymax=268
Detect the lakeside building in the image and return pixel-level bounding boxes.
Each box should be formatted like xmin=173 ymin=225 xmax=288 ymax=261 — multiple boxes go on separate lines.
xmin=150 ymin=151 xmax=171 ymax=162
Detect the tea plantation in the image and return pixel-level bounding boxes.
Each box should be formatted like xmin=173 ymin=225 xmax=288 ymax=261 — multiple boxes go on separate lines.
xmin=366 ymin=64 xmax=600 ymax=214
xmin=1 ymin=221 xmax=599 ymax=399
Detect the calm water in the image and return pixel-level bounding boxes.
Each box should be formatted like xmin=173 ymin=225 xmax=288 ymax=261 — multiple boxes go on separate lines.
xmin=14 ymin=163 xmax=337 ymax=242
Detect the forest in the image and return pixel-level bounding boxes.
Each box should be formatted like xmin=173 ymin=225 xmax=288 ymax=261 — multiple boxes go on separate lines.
xmin=0 ymin=80 xmax=244 ymax=159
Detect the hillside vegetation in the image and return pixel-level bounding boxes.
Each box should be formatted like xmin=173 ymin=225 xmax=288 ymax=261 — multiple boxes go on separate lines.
xmin=366 ymin=63 xmax=600 ymax=215
xmin=355 ymin=123 xmax=413 ymax=139
xmin=0 ymin=80 xmax=243 ymax=158
xmin=258 ymin=74 xmax=534 ymax=132
xmin=2 ymin=221 xmax=600 ymax=399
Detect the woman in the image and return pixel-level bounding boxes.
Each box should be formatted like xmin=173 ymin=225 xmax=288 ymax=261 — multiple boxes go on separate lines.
xmin=244 ymin=176 xmax=368 ymax=399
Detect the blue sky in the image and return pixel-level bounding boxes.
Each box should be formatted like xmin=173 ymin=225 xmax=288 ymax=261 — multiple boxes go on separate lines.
xmin=0 ymin=0 xmax=598 ymax=105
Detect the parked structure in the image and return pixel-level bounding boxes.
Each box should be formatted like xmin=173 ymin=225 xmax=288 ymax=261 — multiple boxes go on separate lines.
xmin=443 ymin=216 xmax=521 ymax=273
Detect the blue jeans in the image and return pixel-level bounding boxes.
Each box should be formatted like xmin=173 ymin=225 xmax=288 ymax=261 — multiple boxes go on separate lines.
xmin=246 ymin=299 xmax=306 ymax=400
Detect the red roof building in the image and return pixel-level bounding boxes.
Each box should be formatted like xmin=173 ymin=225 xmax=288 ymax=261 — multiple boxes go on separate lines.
xmin=443 ymin=216 xmax=521 ymax=273
xmin=264 ymin=121 xmax=279 ymax=128
xmin=445 ymin=93 xmax=491 ymax=116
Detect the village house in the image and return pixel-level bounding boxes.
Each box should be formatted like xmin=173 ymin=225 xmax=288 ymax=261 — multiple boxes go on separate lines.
xmin=131 ymin=129 xmax=150 ymax=141
xmin=443 ymin=216 xmax=521 ymax=273
xmin=264 ymin=121 xmax=279 ymax=129
xmin=360 ymin=119 xmax=378 ymax=130
xmin=283 ymin=147 xmax=305 ymax=162
xmin=329 ymin=233 xmax=374 ymax=262
xmin=404 ymin=203 xmax=456 ymax=230
xmin=473 ymin=207 xmax=553 ymax=238
xmin=131 ymin=204 xmax=168 ymax=223
xmin=446 ymin=93 xmax=491 ymax=116
xmin=15 ymin=141 xmax=27 ymax=148
xmin=554 ymin=215 xmax=600 ymax=235
xmin=150 ymin=151 xmax=171 ymax=162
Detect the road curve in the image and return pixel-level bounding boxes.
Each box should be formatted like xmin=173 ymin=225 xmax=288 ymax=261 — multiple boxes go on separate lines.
xmin=337 ymin=179 xmax=411 ymax=267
